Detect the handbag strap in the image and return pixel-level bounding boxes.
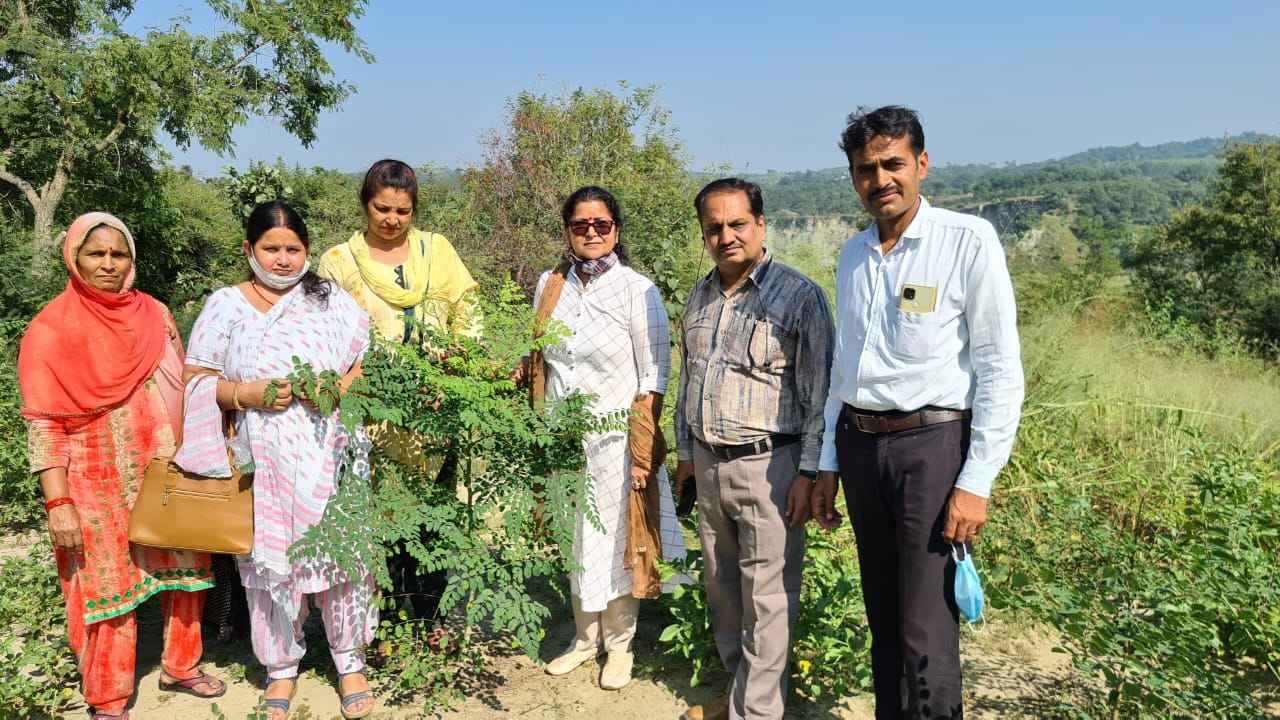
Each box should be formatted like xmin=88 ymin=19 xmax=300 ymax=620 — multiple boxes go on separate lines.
xmin=529 ymin=261 xmax=571 ymax=407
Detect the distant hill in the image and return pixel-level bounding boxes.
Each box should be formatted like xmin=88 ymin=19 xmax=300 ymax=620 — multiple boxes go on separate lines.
xmin=745 ymin=133 xmax=1280 ymax=238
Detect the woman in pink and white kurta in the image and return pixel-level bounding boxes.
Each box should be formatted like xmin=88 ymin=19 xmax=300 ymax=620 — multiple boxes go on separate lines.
xmin=183 ymin=201 xmax=376 ymax=719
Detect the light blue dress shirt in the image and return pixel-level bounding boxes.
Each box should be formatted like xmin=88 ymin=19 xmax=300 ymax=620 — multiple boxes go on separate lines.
xmin=818 ymin=197 xmax=1024 ymax=497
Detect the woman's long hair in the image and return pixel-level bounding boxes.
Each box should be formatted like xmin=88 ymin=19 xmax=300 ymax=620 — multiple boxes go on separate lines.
xmin=560 ymin=186 xmax=630 ymax=265
xmin=245 ymin=200 xmax=331 ymax=308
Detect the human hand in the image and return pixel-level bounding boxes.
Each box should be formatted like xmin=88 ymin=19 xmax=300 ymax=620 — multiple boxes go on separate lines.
xmin=785 ymin=475 xmax=812 ymax=528
xmin=943 ymin=488 xmax=989 ymax=545
xmin=244 ymin=379 xmax=292 ymax=411
xmin=811 ymin=471 xmax=843 ymax=530
xmin=630 ymin=465 xmax=649 ymax=491
xmin=48 ymin=504 xmax=83 ymax=554
xmin=674 ymin=460 xmax=696 ymax=516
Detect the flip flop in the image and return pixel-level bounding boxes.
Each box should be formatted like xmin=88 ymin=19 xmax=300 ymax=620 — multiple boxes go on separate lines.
xmin=337 ymin=670 xmax=374 ymax=719
xmin=89 ymin=712 xmax=128 ymax=720
xmin=262 ymin=675 xmax=299 ymax=720
xmin=159 ymin=670 xmax=227 ymax=698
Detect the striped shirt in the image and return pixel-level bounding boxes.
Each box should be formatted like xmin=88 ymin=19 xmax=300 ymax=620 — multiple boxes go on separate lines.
xmin=675 ymin=253 xmax=834 ymax=472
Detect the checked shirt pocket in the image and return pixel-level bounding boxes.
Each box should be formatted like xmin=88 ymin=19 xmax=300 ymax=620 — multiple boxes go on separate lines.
xmin=747 ymin=318 xmax=795 ymax=372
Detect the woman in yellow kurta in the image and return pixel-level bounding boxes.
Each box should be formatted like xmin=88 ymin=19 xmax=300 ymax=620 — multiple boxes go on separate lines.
xmin=318 ymin=159 xmax=479 ymax=344
xmin=317 ymin=158 xmax=479 ymax=627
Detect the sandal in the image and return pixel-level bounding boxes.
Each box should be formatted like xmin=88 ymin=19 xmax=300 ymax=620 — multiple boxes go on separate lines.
xmin=89 ymin=712 xmax=128 ymax=720
xmin=337 ymin=670 xmax=374 ymax=719
xmin=262 ymin=675 xmax=299 ymax=720
xmin=159 ymin=669 xmax=227 ymax=698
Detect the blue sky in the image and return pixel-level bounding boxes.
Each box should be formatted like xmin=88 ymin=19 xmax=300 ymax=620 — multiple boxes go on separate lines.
xmin=131 ymin=1 xmax=1280 ymax=176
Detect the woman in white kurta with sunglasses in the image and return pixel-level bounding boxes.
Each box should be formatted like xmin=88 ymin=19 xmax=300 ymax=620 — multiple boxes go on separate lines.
xmin=533 ymin=186 xmax=686 ymax=690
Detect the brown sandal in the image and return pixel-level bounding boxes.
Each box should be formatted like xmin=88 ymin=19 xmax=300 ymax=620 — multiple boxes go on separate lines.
xmin=159 ymin=670 xmax=227 ymax=698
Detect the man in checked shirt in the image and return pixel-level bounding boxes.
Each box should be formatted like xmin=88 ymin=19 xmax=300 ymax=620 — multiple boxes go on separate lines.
xmin=674 ymin=177 xmax=834 ymax=720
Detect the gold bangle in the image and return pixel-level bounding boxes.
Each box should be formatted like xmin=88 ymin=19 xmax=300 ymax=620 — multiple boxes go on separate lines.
xmin=232 ymin=382 xmax=244 ymax=411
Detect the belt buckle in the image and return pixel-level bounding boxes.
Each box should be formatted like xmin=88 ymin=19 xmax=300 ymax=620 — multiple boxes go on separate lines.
xmin=854 ymin=414 xmax=875 ymax=434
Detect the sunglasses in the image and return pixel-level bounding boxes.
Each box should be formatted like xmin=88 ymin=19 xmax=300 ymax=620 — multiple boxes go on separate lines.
xmin=568 ymin=219 xmax=617 ymax=237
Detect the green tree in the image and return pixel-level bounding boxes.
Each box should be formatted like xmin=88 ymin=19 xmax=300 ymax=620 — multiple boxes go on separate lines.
xmin=1133 ymin=142 xmax=1280 ymax=355
xmin=0 ymin=0 xmax=372 ymax=268
xmin=456 ymin=84 xmax=703 ymax=313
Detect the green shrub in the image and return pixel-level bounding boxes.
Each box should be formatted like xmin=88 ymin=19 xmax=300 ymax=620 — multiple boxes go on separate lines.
xmin=287 ymin=280 xmax=622 ymax=709
xmin=985 ymin=295 xmax=1280 ymax=717
xmin=0 ymin=546 xmax=78 ymax=718
xmin=656 ymin=526 xmax=874 ymax=702
xmin=0 ymin=318 xmax=41 ymax=531
xmin=989 ymin=434 xmax=1277 ymax=718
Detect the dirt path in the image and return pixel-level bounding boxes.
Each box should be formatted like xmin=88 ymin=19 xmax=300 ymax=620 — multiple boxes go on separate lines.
xmin=52 ymin=605 xmax=1079 ymax=719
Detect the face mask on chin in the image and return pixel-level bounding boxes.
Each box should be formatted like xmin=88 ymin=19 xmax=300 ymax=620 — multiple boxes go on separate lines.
xmin=247 ymin=250 xmax=309 ymax=291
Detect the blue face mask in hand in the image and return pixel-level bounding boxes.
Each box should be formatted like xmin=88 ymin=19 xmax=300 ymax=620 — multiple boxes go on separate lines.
xmin=952 ymin=544 xmax=984 ymax=624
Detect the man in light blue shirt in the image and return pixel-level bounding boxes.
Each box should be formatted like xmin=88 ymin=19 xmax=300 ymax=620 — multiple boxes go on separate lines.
xmin=810 ymin=105 xmax=1024 ymax=719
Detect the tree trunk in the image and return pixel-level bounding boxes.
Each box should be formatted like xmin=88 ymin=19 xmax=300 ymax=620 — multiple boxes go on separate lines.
xmin=29 ymin=167 xmax=71 ymax=276
xmin=0 ymin=155 xmax=70 ymax=275
xmin=32 ymin=198 xmax=59 ymax=271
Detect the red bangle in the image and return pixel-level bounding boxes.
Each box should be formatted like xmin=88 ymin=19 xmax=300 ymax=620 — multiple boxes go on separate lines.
xmin=45 ymin=497 xmax=74 ymax=511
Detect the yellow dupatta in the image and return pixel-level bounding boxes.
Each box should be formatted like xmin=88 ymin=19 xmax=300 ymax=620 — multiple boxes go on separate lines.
xmin=322 ymin=228 xmax=481 ymax=343
xmin=345 ymin=228 xmax=434 ymax=308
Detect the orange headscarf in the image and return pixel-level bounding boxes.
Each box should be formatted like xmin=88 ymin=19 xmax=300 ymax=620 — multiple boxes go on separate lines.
xmin=18 ymin=212 xmax=168 ymax=419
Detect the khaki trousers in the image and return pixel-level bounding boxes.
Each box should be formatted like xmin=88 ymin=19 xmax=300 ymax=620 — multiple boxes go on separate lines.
xmin=694 ymin=440 xmax=805 ymax=720
xmin=569 ymin=594 xmax=639 ymax=653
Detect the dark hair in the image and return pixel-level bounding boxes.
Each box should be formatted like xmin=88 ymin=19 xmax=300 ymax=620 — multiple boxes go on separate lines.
xmin=245 ymin=200 xmax=331 ymax=308
xmin=838 ymin=105 xmax=925 ymax=159
xmin=360 ymin=159 xmax=419 ymax=213
xmin=560 ymin=185 xmax=629 ymax=265
xmin=693 ymin=177 xmax=764 ymax=220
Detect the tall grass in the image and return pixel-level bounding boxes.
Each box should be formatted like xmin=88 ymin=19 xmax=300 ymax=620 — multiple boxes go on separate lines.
xmin=986 ymin=268 xmax=1280 ymax=717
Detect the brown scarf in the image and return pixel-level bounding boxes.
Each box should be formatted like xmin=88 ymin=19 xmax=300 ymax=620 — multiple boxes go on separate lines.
xmin=531 ymin=262 xmax=664 ymax=599
xmin=625 ymin=399 xmax=666 ymax=599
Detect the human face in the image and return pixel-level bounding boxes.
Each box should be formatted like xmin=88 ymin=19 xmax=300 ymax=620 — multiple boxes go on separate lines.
xmin=364 ymin=187 xmax=415 ymax=244
xmin=75 ymin=226 xmax=132 ymax=293
xmin=848 ymin=134 xmax=929 ymax=221
xmin=565 ymin=200 xmax=619 ymax=261
xmin=245 ymin=227 xmax=307 ymax=277
xmin=698 ymin=191 xmax=766 ymax=278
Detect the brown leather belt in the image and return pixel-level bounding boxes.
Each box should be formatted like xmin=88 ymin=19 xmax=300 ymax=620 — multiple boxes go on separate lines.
xmin=841 ymin=404 xmax=971 ymax=435
xmin=696 ymin=433 xmax=800 ymax=462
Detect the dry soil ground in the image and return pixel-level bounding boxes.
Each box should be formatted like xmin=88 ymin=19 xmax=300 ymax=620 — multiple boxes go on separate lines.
xmin=47 ymin=588 xmax=1082 ymax=720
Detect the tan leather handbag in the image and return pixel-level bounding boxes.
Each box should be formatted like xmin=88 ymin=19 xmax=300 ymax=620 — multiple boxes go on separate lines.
xmin=129 ymin=430 xmax=254 ymax=555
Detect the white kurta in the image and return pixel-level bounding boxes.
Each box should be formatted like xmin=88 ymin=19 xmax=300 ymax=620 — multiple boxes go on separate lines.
xmin=535 ymin=264 xmax=688 ymax=613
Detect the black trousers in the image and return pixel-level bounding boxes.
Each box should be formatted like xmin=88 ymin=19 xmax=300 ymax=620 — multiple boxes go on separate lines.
xmin=835 ymin=409 xmax=969 ymax=720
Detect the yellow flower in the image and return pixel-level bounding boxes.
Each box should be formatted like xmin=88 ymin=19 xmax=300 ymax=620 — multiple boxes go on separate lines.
xmin=798 ymin=659 xmax=812 ymax=675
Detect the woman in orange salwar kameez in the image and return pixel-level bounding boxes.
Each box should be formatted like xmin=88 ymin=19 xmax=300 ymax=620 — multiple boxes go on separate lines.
xmin=18 ymin=212 xmax=226 ymax=720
